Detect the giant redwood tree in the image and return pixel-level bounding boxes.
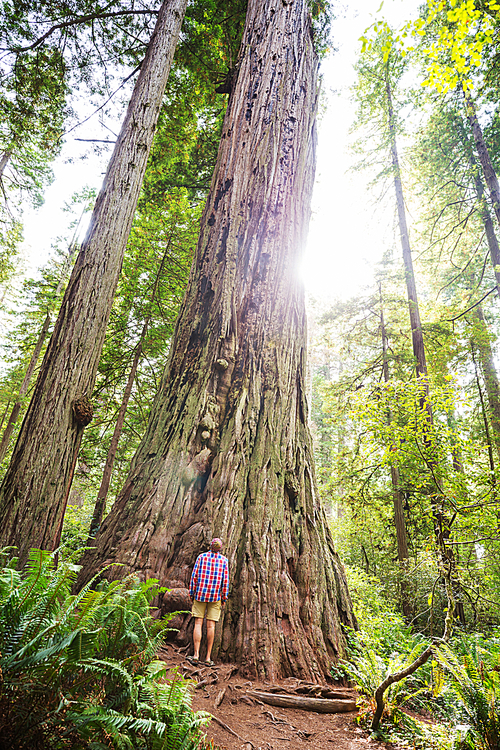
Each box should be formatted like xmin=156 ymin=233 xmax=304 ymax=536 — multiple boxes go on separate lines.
xmin=79 ymin=0 xmax=355 ymax=680
xmin=0 ymin=0 xmax=188 ymax=563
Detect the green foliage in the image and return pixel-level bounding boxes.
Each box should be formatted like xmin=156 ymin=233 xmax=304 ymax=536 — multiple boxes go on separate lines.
xmin=343 ymin=566 xmax=413 ymax=658
xmin=436 ymin=637 xmax=500 ymax=750
xmin=0 ymin=547 xmax=211 ymax=749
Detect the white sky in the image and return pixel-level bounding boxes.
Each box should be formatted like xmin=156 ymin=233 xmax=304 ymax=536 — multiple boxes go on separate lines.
xmin=21 ymin=0 xmax=421 ymax=299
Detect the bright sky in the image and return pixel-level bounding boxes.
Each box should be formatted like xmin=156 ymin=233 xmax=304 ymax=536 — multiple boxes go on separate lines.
xmin=302 ymin=0 xmax=421 ymax=300
xmin=21 ymin=0 xmax=421 ymax=299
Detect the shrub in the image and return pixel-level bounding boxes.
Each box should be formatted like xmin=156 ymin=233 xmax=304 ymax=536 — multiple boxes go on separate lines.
xmin=0 ymin=548 xmax=210 ymax=749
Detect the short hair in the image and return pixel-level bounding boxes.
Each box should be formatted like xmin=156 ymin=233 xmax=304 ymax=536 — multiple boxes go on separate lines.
xmin=210 ymin=537 xmax=223 ymax=552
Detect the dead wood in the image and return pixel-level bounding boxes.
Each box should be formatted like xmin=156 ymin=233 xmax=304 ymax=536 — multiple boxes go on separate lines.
xmin=210 ymin=715 xmax=254 ymax=747
xmin=214 ymin=688 xmax=226 ymax=708
xmin=247 ymin=690 xmax=357 ymax=713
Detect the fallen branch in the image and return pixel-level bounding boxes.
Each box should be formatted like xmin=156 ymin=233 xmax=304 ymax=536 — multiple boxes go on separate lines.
xmin=247 ymin=690 xmax=356 ymax=713
xmin=210 ymin=715 xmax=254 ymax=747
xmin=371 ymin=575 xmax=455 ymax=732
xmin=371 ymin=645 xmax=433 ymax=731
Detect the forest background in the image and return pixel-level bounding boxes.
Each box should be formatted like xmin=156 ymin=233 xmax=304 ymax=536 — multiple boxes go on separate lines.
xmin=1 ymin=0 xmax=500 ymax=748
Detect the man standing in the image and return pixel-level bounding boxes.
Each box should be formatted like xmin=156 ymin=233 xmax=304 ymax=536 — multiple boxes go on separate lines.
xmin=188 ymin=537 xmax=229 ymax=666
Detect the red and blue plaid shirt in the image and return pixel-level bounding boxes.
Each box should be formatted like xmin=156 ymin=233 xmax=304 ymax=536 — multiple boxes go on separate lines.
xmin=189 ymin=551 xmax=229 ymax=603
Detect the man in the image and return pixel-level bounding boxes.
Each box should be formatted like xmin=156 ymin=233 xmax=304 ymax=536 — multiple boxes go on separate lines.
xmin=188 ymin=537 xmax=229 ymax=666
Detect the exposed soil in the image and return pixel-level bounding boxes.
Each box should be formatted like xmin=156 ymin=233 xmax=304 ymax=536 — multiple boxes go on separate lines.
xmin=158 ymin=645 xmax=402 ymax=750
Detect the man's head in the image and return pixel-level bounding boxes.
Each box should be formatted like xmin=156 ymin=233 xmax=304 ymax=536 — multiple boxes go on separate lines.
xmin=210 ymin=538 xmax=223 ymax=552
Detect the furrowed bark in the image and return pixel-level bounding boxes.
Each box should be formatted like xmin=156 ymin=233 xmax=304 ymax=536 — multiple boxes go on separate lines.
xmin=80 ymin=0 xmax=356 ymax=681
xmin=0 ymin=0 xmax=188 ymax=564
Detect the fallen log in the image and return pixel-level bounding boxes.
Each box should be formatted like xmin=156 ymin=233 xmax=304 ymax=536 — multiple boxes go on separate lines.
xmin=246 ymin=690 xmax=357 ymax=713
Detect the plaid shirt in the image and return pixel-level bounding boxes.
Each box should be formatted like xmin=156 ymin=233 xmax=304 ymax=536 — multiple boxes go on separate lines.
xmin=189 ymin=551 xmax=229 ymax=603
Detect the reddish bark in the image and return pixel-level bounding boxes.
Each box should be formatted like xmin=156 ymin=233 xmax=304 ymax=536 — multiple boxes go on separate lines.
xmin=0 ymin=0 xmax=188 ymax=564
xmin=80 ymin=0 xmax=355 ymax=681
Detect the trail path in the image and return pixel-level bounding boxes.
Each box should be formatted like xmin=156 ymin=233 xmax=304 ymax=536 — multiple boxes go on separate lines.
xmin=159 ymin=646 xmax=401 ymax=750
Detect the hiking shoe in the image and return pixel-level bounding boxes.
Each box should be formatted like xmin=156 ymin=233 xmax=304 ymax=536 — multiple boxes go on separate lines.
xmin=187 ymin=655 xmax=199 ymax=665
xmin=204 ymin=659 xmax=215 ymax=667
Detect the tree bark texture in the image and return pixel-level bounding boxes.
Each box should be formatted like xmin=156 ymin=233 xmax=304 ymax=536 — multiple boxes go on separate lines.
xmin=80 ymin=0 xmax=356 ymax=682
xmin=0 ymin=0 xmax=188 ymax=563
xmin=0 ymin=149 xmax=12 ymax=179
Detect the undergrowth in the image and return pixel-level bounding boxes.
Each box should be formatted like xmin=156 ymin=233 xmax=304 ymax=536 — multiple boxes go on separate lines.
xmin=339 ymin=565 xmax=500 ymax=750
xmin=0 ymin=547 xmax=211 ymax=750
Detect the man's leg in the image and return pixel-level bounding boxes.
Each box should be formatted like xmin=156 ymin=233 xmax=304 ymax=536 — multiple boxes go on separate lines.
xmin=206 ymin=619 xmax=215 ymax=661
xmin=193 ymin=617 xmax=203 ymax=659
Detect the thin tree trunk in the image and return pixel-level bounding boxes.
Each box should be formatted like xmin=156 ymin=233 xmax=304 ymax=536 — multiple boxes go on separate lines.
xmin=0 ymin=149 xmax=12 ymax=178
xmin=88 ymin=245 xmax=170 ymax=537
xmin=473 ymin=346 xmax=496 ymax=480
xmin=385 ymin=66 xmax=466 ymax=627
xmin=379 ymin=285 xmax=410 ymax=616
xmin=0 ymin=208 xmax=87 ymax=465
xmin=88 ymin=343 xmax=143 ymax=539
xmin=472 ymin=304 xmax=500 ymax=461
xmin=473 ymin=172 xmax=500 ymax=296
xmin=463 ymin=89 xmax=500 ymax=230
xmin=379 ymin=284 xmax=409 ymax=562
xmin=0 ymin=401 xmax=11 ymax=435
xmin=0 ymin=313 xmax=51 ymax=464
xmin=79 ymin=0 xmax=356 ymax=681
xmin=0 ymin=0 xmax=188 ymax=564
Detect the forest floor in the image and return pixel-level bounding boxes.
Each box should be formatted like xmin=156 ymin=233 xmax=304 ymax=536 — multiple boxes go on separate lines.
xmin=158 ymin=644 xmax=402 ymax=750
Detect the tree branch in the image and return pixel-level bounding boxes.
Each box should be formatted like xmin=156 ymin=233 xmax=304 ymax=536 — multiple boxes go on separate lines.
xmin=447 ymin=286 xmax=497 ymax=322
xmin=6 ymin=10 xmax=159 ymax=53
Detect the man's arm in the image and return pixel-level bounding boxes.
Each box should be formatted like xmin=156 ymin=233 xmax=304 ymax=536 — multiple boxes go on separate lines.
xmin=221 ymin=559 xmax=229 ymax=603
xmin=189 ymin=556 xmax=200 ymax=599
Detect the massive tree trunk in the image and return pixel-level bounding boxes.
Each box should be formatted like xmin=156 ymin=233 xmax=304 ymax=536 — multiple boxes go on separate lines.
xmin=79 ymin=0 xmax=356 ymax=682
xmin=0 ymin=0 xmax=188 ymax=564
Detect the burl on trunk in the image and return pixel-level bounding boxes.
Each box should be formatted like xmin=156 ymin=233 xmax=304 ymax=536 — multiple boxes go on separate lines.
xmin=80 ymin=0 xmax=355 ymax=680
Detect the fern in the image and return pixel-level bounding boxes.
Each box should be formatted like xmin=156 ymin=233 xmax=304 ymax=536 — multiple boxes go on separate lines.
xmin=435 ymin=641 xmax=500 ymax=750
xmin=0 ymin=547 xmax=210 ymax=750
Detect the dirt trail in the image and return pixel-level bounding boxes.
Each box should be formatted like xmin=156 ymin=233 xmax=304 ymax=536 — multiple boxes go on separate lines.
xmin=158 ymin=645 xmax=400 ymax=750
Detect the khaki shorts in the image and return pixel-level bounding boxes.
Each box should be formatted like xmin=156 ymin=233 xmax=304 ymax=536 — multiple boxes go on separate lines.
xmin=191 ymin=599 xmax=222 ymax=622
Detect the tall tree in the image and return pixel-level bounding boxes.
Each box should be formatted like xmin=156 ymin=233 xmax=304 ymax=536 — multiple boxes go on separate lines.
xmin=0 ymin=0 xmax=188 ymax=562
xmin=80 ymin=0 xmax=356 ymax=681
xmin=353 ymin=33 xmax=466 ymax=626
